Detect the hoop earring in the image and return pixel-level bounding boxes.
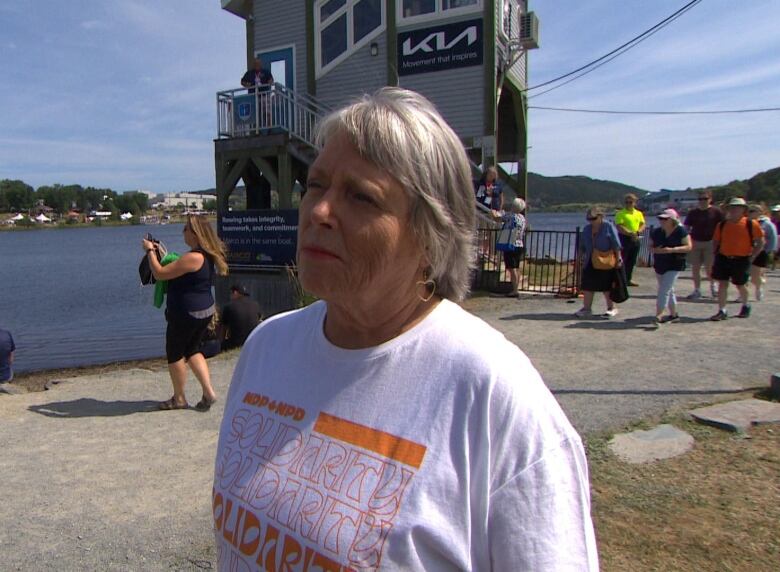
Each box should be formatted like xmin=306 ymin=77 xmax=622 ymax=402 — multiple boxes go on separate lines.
xmin=416 ymin=278 xmax=436 ymax=303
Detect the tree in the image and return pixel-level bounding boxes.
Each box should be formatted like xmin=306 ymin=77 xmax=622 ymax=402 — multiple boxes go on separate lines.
xmin=0 ymin=179 xmax=35 ymax=212
xmin=203 ymin=198 xmax=218 ymax=211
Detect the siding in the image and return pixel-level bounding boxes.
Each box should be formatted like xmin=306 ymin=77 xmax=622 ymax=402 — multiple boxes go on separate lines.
xmin=496 ymin=0 xmax=527 ymax=90
xmin=253 ymin=0 xmax=308 ymax=93
xmin=399 ymin=66 xmax=484 ymax=139
xmin=317 ymin=34 xmax=389 ymax=109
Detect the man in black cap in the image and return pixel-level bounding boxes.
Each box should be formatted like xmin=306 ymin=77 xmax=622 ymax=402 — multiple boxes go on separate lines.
xmin=220 ymin=284 xmax=262 ymax=350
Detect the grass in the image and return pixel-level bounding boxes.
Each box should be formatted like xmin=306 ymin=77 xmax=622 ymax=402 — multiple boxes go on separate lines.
xmin=589 ymin=410 xmax=780 ymax=571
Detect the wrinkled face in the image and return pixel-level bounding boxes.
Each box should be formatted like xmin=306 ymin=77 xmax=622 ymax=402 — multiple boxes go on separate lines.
xmin=297 ymin=132 xmax=424 ymax=304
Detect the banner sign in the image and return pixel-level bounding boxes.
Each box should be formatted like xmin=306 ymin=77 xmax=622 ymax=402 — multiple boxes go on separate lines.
xmin=233 ymin=94 xmax=255 ymax=129
xmin=398 ymin=18 xmax=483 ymax=76
xmin=219 ymin=210 xmax=298 ymax=266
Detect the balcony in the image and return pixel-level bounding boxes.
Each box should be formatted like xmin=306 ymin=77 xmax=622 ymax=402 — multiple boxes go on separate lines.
xmin=216 ymin=84 xmax=329 ymax=150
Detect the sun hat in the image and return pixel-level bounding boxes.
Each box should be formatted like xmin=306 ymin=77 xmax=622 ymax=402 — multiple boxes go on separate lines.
xmin=728 ymin=197 xmax=748 ymax=207
xmin=657 ymin=208 xmax=679 ymax=221
xmin=770 ymin=204 xmax=780 ymax=212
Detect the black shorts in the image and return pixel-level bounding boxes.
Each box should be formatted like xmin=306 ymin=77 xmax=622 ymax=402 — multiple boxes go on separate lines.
xmin=581 ymin=263 xmax=614 ymax=292
xmin=166 ymin=314 xmax=212 ymax=363
xmin=503 ymin=247 xmax=525 ymax=269
xmin=712 ymin=254 xmax=750 ymax=286
xmin=752 ymin=251 xmax=769 ymax=268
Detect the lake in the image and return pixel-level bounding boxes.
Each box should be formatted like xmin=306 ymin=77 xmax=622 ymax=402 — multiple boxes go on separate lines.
xmin=0 ymin=213 xmax=587 ymax=374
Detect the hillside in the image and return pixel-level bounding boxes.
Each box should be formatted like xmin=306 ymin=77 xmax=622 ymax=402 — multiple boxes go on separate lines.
xmin=525 ymin=173 xmax=649 ymax=210
xmin=682 ymin=166 xmax=780 ymax=205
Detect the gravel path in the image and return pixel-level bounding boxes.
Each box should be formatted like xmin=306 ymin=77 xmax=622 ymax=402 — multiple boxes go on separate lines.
xmin=1 ymin=266 xmax=777 ymax=570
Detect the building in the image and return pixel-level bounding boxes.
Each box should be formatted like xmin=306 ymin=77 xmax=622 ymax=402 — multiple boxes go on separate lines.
xmin=216 ymin=0 xmax=538 ymax=313
xmin=638 ymin=189 xmax=701 ymax=216
xmin=154 ymin=192 xmax=217 ymax=211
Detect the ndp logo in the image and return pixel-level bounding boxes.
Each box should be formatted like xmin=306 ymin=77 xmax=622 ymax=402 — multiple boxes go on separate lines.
xmin=402 ymin=25 xmax=478 ymax=56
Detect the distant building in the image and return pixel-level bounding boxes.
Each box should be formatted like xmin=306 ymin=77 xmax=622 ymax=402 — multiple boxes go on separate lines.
xmin=155 ymin=192 xmax=217 ymax=210
xmin=638 ymin=189 xmax=700 ymax=216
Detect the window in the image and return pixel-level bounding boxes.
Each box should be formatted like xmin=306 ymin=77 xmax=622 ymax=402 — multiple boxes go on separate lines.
xmin=501 ymin=0 xmax=513 ymax=38
xmin=399 ymin=0 xmax=480 ymax=23
xmin=316 ymin=0 xmax=385 ymax=76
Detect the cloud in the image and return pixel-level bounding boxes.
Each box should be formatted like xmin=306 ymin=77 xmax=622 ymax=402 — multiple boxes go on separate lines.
xmin=80 ymin=20 xmax=106 ymax=30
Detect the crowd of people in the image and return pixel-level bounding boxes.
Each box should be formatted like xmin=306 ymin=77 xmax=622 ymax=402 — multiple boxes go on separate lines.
xmin=574 ymin=192 xmax=779 ymax=324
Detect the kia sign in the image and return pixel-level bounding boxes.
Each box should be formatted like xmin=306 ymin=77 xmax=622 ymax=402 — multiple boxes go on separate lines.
xmin=398 ymin=19 xmax=483 ymax=76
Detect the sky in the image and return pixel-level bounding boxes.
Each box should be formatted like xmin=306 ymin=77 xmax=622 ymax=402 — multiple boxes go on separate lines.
xmin=0 ymin=0 xmax=778 ymax=194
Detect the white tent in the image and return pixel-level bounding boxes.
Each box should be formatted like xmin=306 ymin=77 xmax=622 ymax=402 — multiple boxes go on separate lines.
xmin=11 ymin=213 xmax=25 ymax=221
xmin=34 ymin=213 xmax=51 ymax=223
xmin=120 ymin=212 xmax=133 ymax=221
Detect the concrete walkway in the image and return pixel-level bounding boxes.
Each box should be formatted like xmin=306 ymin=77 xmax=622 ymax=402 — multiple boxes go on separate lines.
xmin=1 ymin=266 xmax=777 ymax=570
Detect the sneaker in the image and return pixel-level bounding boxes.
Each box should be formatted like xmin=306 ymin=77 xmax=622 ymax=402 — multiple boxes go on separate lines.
xmin=574 ymin=307 xmax=593 ymax=318
xmin=686 ymin=290 xmax=701 ymax=300
xmin=756 ymin=289 xmax=764 ymax=301
xmin=709 ymin=309 xmax=728 ymax=321
xmin=659 ymin=314 xmax=680 ymax=324
xmin=737 ymin=304 xmax=751 ymax=318
xmin=602 ymin=308 xmax=619 ymax=319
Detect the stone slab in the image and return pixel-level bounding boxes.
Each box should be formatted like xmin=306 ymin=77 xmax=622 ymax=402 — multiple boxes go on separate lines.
xmin=689 ymin=398 xmax=780 ymax=433
xmin=609 ymin=424 xmax=694 ymax=464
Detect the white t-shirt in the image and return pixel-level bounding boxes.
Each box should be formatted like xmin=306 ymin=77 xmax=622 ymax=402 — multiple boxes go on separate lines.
xmin=212 ymin=300 xmax=598 ymax=571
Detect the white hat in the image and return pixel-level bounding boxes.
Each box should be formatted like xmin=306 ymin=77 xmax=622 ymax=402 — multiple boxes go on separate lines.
xmin=728 ymin=197 xmax=748 ymax=207
xmin=770 ymin=204 xmax=780 ymax=212
xmin=657 ymin=208 xmax=679 ymax=221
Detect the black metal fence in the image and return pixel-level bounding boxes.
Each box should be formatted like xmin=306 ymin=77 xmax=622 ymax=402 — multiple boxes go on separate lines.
xmin=473 ymin=228 xmax=582 ymax=296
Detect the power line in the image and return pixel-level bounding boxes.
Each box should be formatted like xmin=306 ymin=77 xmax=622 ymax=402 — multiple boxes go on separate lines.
xmin=524 ymin=0 xmax=703 ymax=93
xmin=529 ymin=105 xmax=780 ymax=115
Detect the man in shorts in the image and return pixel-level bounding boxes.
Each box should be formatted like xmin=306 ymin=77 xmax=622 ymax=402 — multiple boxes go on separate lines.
xmin=709 ymin=198 xmax=764 ymax=321
xmin=684 ymin=190 xmax=723 ymax=299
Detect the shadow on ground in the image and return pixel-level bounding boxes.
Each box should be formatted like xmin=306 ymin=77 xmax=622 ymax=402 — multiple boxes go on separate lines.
xmin=553 ymin=386 xmax=765 ymax=396
xmin=29 ymin=398 xmax=162 ymax=418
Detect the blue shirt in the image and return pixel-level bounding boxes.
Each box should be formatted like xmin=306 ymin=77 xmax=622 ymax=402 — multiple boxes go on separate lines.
xmin=0 ymin=328 xmax=15 ymax=382
xmin=759 ymin=217 xmax=778 ymax=253
xmin=580 ymin=220 xmax=621 ymax=259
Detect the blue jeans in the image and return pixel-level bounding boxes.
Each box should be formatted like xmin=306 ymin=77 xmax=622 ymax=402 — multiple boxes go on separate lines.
xmin=656 ymin=271 xmax=680 ymax=315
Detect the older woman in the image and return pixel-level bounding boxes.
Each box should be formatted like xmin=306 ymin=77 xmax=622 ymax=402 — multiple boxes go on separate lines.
xmin=142 ymin=215 xmax=228 ymax=411
xmin=212 ymin=89 xmax=597 ymax=570
xmin=576 ymin=206 xmax=622 ymax=318
xmin=475 ymin=165 xmax=503 ymax=211
xmin=492 ymin=197 xmax=527 ymax=297
xmin=650 ymin=209 xmax=692 ymax=324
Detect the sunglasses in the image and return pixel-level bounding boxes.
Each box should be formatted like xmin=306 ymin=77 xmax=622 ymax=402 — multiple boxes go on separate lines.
xmin=698 ymin=197 xmax=709 ymax=201
xmin=586 ymin=216 xmax=599 ymax=221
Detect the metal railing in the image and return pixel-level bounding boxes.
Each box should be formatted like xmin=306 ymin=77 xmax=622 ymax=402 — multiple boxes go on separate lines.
xmin=474 ymin=227 xmax=582 ymax=296
xmin=216 ymin=83 xmax=330 ymax=148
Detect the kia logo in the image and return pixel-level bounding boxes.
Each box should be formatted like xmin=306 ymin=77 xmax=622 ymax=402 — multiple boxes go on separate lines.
xmin=402 ymin=26 xmax=478 ymax=56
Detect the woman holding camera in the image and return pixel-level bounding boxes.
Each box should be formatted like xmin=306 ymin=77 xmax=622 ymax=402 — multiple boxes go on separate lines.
xmin=142 ymin=214 xmax=228 ymax=411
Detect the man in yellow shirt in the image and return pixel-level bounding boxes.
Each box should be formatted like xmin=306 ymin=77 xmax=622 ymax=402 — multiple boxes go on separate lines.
xmin=614 ymin=193 xmax=645 ymax=286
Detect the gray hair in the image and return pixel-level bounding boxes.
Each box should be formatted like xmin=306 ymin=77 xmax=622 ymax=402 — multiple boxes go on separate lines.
xmin=511 ymin=198 xmax=526 ymax=213
xmin=314 ymin=87 xmax=476 ymax=301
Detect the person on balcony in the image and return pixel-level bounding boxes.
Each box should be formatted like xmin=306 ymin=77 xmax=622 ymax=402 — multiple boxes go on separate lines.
xmin=240 ymin=57 xmax=274 ymax=92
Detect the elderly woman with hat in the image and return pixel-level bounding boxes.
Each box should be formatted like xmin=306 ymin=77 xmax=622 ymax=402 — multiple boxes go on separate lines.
xmin=211 ymin=88 xmax=597 ymax=570
xmin=575 ymin=206 xmax=623 ymax=318
xmin=650 ymin=208 xmax=692 ymax=324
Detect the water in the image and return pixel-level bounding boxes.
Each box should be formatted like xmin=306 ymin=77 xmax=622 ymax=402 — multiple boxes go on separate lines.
xmin=0 ymin=213 xmax=588 ymax=374
xmin=0 ymin=224 xmax=189 ymax=374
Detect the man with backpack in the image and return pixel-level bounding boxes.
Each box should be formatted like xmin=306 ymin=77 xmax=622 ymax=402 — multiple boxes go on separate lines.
xmin=709 ymin=198 xmax=764 ymax=321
